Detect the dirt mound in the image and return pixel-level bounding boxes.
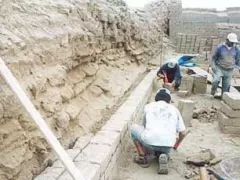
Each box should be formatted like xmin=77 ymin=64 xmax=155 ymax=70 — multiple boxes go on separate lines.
xmin=193 ymin=106 xmax=219 ymax=123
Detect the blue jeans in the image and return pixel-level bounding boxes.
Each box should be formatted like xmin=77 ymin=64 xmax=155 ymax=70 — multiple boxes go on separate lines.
xmin=131 ymin=124 xmax=171 ymax=155
xmin=211 ymin=66 xmax=233 ymax=95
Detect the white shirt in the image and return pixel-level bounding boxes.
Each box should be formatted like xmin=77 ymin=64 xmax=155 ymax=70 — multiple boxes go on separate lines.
xmin=141 ymin=101 xmax=185 ymax=147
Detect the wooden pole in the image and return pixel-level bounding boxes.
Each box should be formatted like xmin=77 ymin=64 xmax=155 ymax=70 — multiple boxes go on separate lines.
xmin=200 ymin=167 xmax=209 ymax=180
xmin=0 ymin=58 xmax=85 ymax=180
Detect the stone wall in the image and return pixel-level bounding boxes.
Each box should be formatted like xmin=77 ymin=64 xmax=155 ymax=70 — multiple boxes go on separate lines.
xmin=34 ymin=70 xmax=156 ymax=180
xmin=0 ymin=0 xmax=174 ymax=179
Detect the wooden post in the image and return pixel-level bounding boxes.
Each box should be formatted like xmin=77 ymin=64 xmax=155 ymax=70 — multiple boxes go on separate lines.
xmin=200 ymin=167 xmax=209 ymax=180
xmin=0 ymin=58 xmax=85 ymax=180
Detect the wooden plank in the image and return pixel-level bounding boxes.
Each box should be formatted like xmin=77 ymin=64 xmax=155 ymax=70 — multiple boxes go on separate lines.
xmin=0 ymin=58 xmax=85 ymax=180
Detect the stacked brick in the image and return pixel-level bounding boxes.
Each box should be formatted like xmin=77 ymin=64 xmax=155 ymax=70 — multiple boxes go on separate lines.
xmin=219 ymin=92 xmax=240 ymax=135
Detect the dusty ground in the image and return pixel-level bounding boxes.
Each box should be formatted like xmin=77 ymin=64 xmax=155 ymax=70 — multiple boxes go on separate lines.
xmin=113 ymin=84 xmax=240 ymax=180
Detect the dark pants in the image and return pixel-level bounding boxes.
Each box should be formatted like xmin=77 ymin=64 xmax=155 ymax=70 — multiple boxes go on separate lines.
xmin=166 ymin=74 xmax=181 ymax=89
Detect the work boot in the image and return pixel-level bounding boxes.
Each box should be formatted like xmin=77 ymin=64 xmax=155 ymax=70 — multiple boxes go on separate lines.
xmin=211 ymin=88 xmax=216 ymax=96
xmin=134 ymin=155 xmax=150 ymax=168
xmin=158 ymin=154 xmax=169 ymax=174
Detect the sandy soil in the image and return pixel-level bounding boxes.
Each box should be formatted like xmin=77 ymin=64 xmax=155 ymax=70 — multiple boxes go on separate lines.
xmin=113 ymin=85 xmax=240 ymax=180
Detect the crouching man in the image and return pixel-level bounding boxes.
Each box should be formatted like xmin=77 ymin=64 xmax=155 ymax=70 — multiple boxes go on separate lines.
xmin=157 ymin=61 xmax=182 ymax=90
xmin=130 ymin=88 xmax=186 ymax=174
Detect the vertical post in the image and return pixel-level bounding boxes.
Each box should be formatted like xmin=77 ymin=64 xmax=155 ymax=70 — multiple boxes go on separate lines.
xmin=0 ymin=58 xmax=85 ymax=180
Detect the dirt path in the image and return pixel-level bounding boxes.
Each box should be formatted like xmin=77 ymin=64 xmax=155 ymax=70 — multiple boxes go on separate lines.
xmin=113 ymin=85 xmax=240 ymax=180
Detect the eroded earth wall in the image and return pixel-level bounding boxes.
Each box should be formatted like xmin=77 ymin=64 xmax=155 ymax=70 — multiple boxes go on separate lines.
xmin=0 ymin=0 xmax=173 ymax=179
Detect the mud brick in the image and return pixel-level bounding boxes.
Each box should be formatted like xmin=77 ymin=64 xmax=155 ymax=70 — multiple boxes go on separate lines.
xmin=218 ymin=112 xmax=240 ymax=127
xmin=178 ymin=100 xmax=195 ymax=127
xmin=223 ymin=92 xmax=240 ymax=110
xmin=220 ymin=101 xmax=240 ymax=118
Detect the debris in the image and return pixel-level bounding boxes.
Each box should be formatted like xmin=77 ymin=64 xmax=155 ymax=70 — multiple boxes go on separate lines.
xmin=209 ymin=158 xmax=222 ymax=166
xmin=186 ymin=149 xmax=216 ymax=166
xmin=192 ymin=106 xmax=219 ymax=123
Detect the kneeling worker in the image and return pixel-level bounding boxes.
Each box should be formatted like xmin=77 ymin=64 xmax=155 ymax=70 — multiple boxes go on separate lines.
xmin=130 ymin=88 xmax=186 ymax=174
xmin=157 ymin=61 xmax=182 ymax=90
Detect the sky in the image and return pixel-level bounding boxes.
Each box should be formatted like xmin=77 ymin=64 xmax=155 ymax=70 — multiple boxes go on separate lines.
xmin=124 ymin=0 xmax=240 ymax=10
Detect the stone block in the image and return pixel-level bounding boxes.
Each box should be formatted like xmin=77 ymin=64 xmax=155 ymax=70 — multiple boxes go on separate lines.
xmin=35 ymin=167 xmax=64 ymax=180
xmin=101 ymin=119 xmax=128 ymax=141
xmin=104 ymin=151 xmax=118 ymax=180
xmin=73 ymin=134 xmax=93 ymax=151
xmin=91 ymin=131 xmax=120 ymax=154
xmin=177 ymin=90 xmax=188 ymax=97
xmin=179 ymin=76 xmax=194 ymax=94
xmin=220 ymin=101 xmax=240 ymax=118
xmin=223 ymin=92 xmax=240 ymax=110
xmin=52 ymin=149 xmax=81 ymax=168
xmin=220 ymin=126 xmax=240 ymax=135
xmin=178 ymin=100 xmax=195 ymax=127
xmin=75 ymin=144 xmax=112 ymax=174
xmin=57 ymin=161 xmax=100 ymax=180
xmin=218 ymin=112 xmax=240 ymax=127
xmin=193 ymin=75 xmax=207 ymax=94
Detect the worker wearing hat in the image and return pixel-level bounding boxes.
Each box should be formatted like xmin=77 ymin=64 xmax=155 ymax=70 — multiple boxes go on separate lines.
xmin=130 ymin=88 xmax=186 ymax=174
xmin=157 ymin=61 xmax=182 ymax=90
xmin=210 ymin=33 xmax=240 ymax=97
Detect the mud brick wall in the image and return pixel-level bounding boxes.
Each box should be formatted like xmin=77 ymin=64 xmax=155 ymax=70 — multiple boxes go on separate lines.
xmin=170 ymin=7 xmax=240 ymax=53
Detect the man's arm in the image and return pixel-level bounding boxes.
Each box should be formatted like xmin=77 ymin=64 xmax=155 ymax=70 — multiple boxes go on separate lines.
xmin=172 ymin=64 xmax=181 ymax=86
xmin=142 ymin=113 xmax=146 ymax=127
xmin=210 ymin=45 xmax=221 ymax=70
xmin=157 ymin=64 xmax=167 ymax=77
xmin=235 ymin=48 xmax=240 ymax=70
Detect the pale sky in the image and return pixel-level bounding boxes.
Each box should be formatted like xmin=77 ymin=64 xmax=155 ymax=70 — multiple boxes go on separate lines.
xmin=124 ymin=0 xmax=240 ymax=10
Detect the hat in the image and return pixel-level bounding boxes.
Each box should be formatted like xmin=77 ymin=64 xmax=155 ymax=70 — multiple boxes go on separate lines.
xmin=167 ymin=61 xmax=177 ymax=68
xmin=155 ymin=88 xmax=171 ymax=102
xmin=227 ymin=33 xmax=238 ymax=43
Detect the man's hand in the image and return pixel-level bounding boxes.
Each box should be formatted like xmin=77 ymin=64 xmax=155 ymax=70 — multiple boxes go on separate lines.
xmin=157 ymin=74 xmax=165 ymax=79
xmin=170 ymin=81 xmax=176 ymax=88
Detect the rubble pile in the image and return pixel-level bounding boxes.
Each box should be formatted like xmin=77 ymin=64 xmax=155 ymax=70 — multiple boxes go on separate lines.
xmin=193 ymin=106 xmax=219 ymax=123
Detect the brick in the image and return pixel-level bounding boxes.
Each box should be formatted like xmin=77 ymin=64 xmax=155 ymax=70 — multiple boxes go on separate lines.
xmin=91 ymin=131 xmax=120 ymax=154
xmin=178 ymin=100 xmax=195 ymax=127
xmin=220 ymin=101 xmax=240 ymax=118
xmin=35 ymin=167 xmax=64 ymax=180
xmin=177 ymin=90 xmax=188 ymax=97
xmin=104 ymin=151 xmax=118 ymax=180
xmin=101 ymin=120 xmax=128 ymax=141
xmin=73 ymin=134 xmax=93 ymax=150
xmin=223 ymin=92 xmax=240 ymax=110
xmin=57 ymin=161 xmax=100 ymax=180
xmin=218 ymin=112 xmax=240 ymax=127
xmin=75 ymin=144 xmax=112 ymax=174
xmin=52 ymin=149 xmax=81 ymax=168
xmin=220 ymin=126 xmax=240 ymax=135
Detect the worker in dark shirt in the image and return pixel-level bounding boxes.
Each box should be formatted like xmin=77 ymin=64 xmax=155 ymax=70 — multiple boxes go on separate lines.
xmin=157 ymin=61 xmax=182 ymax=90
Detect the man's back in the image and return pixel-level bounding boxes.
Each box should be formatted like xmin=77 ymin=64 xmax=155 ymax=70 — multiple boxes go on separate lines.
xmin=141 ymin=101 xmax=185 ymax=147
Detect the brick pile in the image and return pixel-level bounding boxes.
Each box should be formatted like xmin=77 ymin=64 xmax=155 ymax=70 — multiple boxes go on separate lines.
xmin=219 ymin=92 xmax=240 ymax=135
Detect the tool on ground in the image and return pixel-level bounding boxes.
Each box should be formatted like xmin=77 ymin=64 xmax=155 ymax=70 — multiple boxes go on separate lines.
xmin=200 ymin=167 xmax=209 ymax=180
xmin=206 ymin=167 xmax=227 ymax=180
xmin=0 ymin=58 xmax=85 ymax=180
xmin=173 ymin=130 xmax=191 ymax=150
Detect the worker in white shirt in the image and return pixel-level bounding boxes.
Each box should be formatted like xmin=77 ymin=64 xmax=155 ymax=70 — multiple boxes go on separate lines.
xmin=131 ymin=88 xmax=186 ymax=174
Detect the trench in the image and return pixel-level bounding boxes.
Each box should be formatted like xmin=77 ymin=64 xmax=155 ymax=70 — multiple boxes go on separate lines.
xmin=113 ymin=84 xmax=240 ymax=180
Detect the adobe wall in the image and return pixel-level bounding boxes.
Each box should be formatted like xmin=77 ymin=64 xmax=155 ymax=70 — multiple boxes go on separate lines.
xmin=169 ymin=6 xmax=240 ymax=53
